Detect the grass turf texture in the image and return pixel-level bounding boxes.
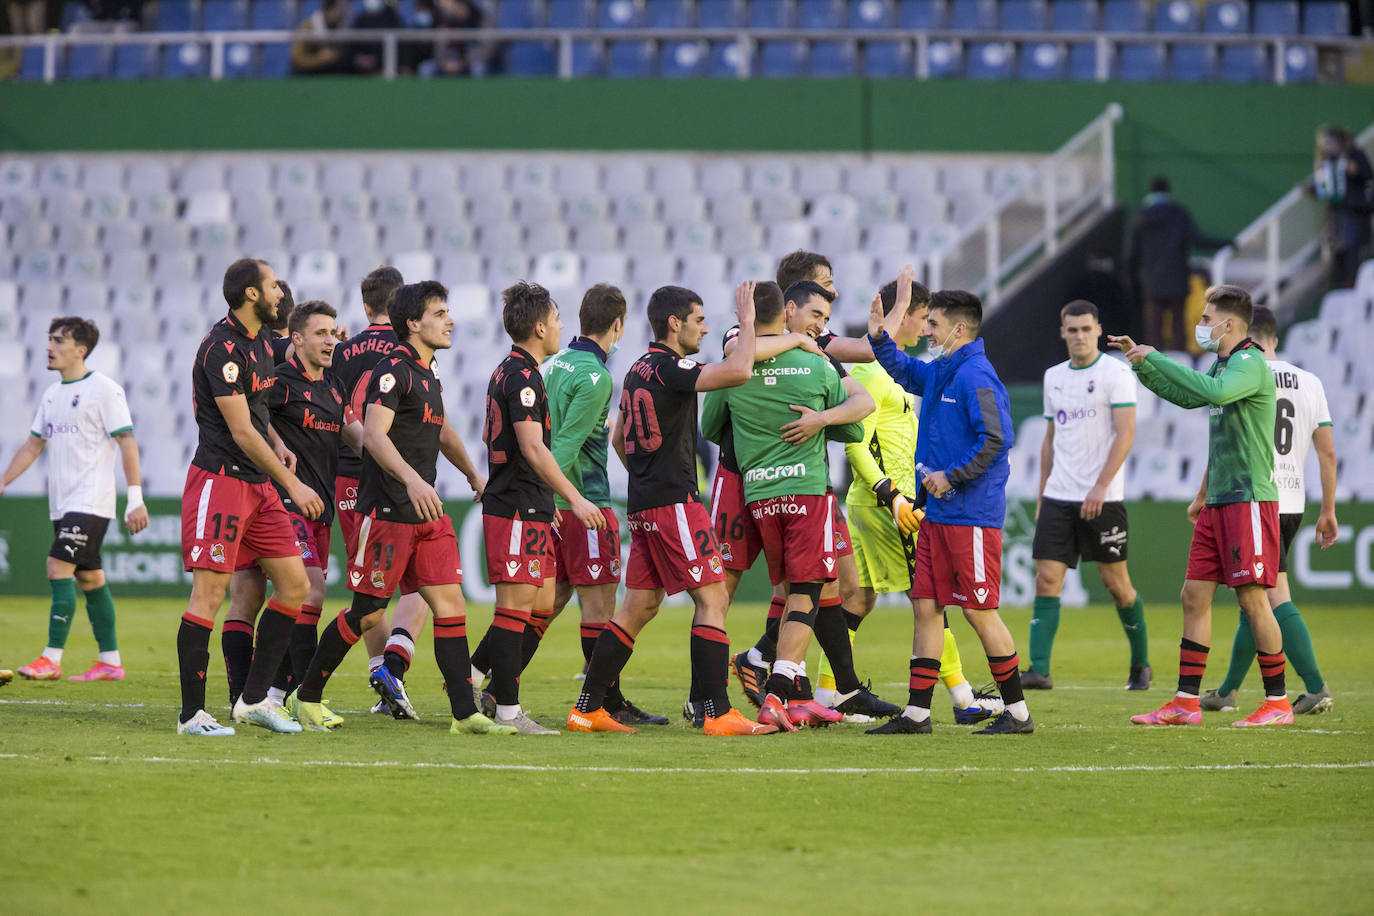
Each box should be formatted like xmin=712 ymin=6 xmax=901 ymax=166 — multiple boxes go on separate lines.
xmin=2 ymin=596 xmax=1371 ymax=915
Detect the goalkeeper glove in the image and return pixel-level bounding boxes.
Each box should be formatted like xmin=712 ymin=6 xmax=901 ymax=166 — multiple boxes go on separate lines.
xmin=872 ymin=478 xmax=921 ymax=535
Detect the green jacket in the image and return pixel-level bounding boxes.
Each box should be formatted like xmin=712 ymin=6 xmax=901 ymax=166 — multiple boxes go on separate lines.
xmin=543 ymin=339 xmax=614 ymax=509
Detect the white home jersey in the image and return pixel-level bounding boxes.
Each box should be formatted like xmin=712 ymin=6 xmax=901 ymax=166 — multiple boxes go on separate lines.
xmin=1042 ymin=353 xmax=1137 ymax=503
xmin=1269 ymin=359 xmax=1331 ymax=515
xmin=29 ymin=371 xmax=133 ymax=520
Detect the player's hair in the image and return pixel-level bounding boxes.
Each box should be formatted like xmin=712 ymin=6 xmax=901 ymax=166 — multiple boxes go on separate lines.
xmin=579 ymin=283 xmax=627 ymax=337
xmin=288 ymin=299 xmax=337 ymax=336
xmin=783 ymin=279 xmax=830 ymax=312
xmin=1149 ymin=176 xmax=1170 ymax=194
xmin=1249 ymin=306 xmax=1279 ymax=343
xmin=753 ymin=281 xmax=785 ymax=324
xmin=1060 ymin=299 xmax=1100 ymax=322
xmin=361 ymin=266 xmax=404 ymax=320
xmin=389 ymin=280 xmax=448 ymax=341
xmin=1206 ymin=284 xmax=1253 ymax=326
xmin=272 ymin=279 xmax=295 ymax=332
xmin=776 ymin=250 xmax=836 ymax=302
xmin=647 ymin=285 xmax=702 ymax=341
xmin=222 ymin=258 xmax=268 ymax=309
xmin=48 ymin=316 xmax=99 ymax=357
xmin=502 ymin=280 xmax=555 ymax=341
xmin=929 ymin=290 xmax=983 ymax=336
xmin=878 ymin=279 xmax=932 ymax=317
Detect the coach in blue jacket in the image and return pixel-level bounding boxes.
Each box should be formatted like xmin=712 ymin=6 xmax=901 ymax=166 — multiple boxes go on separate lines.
xmin=864 ymin=267 xmax=1033 ymax=736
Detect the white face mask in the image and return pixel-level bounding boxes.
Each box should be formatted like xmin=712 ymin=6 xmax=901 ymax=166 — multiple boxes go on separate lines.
xmin=1195 ymin=321 xmax=1223 ymax=353
xmin=928 ymin=325 xmax=959 ymax=359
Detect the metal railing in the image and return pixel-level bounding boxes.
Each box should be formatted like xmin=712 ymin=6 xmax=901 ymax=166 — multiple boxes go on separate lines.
xmin=1211 ymin=120 xmax=1374 ymax=305
xmin=0 ymin=26 xmax=1366 ymax=83
xmin=923 ymin=102 xmax=1121 ymax=307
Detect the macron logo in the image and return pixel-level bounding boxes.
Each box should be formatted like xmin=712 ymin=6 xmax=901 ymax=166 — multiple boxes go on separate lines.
xmin=744 ymin=463 xmax=806 ymax=483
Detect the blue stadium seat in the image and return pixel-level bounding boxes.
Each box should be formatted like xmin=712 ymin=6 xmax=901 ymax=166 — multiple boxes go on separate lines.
xmin=1280 ymin=42 xmax=1316 ymax=81
xmin=799 ymin=0 xmax=845 ymax=29
xmin=896 ymin=0 xmax=943 ymax=29
xmin=645 ymin=0 xmax=691 ymax=27
xmin=600 ymin=0 xmax=642 ymax=28
xmin=1202 ymin=0 xmax=1248 ymax=33
xmin=697 ymin=0 xmax=743 ymax=27
xmin=863 ymin=39 xmax=911 ymax=76
xmin=114 ymin=45 xmax=157 ymax=79
xmin=203 ymin=0 xmax=248 ymax=29
xmin=1102 ymin=0 xmax=1147 ymax=32
xmin=251 ymin=0 xmax=295 ymax=28
xmin=660 ymin=39 xmax=707 ymax=75
xmin=155 ymin=0 xmax=198 ymax=30
xmin=1051 ymin=0 xmax=1096 ymax=30
xmin=260 ymin=42 xmax=293 ymax=77
xmin=1001 ymin=0 xmax=1048 ymax=30
xmin=398 ymin=0 xmax=417 ymax=23
xmin=811 ymin=39 xmax=858 ymax=74
xmin=67 ymin=45 xmax=113 ymax=80
xmin=926 ymin=39 xmax=963 ymax=77
xmin=571 ymin=39 xmax=603 ymax=75
xmin=298 ymin=0 xmax=324 ymax=20
xmin=1019 ymin=41 xmax=1065 ymax=78
xmin=848 ymin=0 xmax=893 ymax=29
xmin=505 ymin=41 xmax=557 ymax=74
xmin=498 ymin=0 xmax=543 ymax=27
xmin=19 ymin=46 xmax=47 ymax=81
xmin=967 ymin=41 xmax=1014 ymax=77
xmin=1219 ymin=43 xmax=1268 ymax=82
xmin=548 ymin=0 xmax=594 ymax=27
xmin=1116 ymin=42 xmax=1166 ymax=79
xmin=61 ymin=0 xmax=91 ymax=28
xmin=1169 ymin=43 xmax=1215 ymax=79
xmin=608 ymin=39 xmax=655 ymax=75
xmin=162 ymin=43 xmax=210 ymax=78
xmin=1154 ymin=0 xmax=1199 ymax=32
xmin=748 ymin=0 xmax=792 ymax=28
xmin=707 ymin=39 xmax=747 ymax=75
xmin=1067 ymin=41 xmax=1099 ymax=78
xmin=223 ymin=40 xmax=257 ymax=78
xmin=1252 ymin=1 xmax=1297 ymax=34
xmin=1301 ymin=1 xmax=1348 ymax=35
xmin=757 ymin=39 xmax=808 ymax=76
xmin=949 ymin=0 xmax=996 ymax=30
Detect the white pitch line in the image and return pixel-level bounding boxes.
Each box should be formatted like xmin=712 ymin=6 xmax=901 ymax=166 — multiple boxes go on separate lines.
xmin=0 ymin=753 xmax=1370 ymax=777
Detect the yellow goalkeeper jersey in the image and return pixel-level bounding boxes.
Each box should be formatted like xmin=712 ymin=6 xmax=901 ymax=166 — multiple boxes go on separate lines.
xmin=845 ymin=361 xmax=918 ymax=508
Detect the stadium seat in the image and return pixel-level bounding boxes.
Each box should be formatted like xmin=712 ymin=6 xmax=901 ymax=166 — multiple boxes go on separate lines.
xmin=1302 ymin=1 xmax=1348 ymax=35
xmin=798 ymin=0 xmax=845 ymax=29
xmin=608 ymin=40 xmax=656 ymax=76
xmin=1051 ymin=0 xmax=1097 ymax=30
xmin=697 ymin=0 xmax=743 ymax=26
xmin=19 ymin=47 xmax=49 ymax=82
xmin=747 ymin=0 xmax=792 ymax=27
xmin=1067 ymin=41 xmax=1099 ymax=79
xmin=797 ymin=163 xmax=842 ymax=196
xmin=548 ymin=0 xmax=595 ymax=26
xmin=1116 ymin=43 xmax=1166 ymax=80
xmin=1170 ymin=43 xmax=1215 ymax=80
xmin=203 ymin=0 xmax=249 ymax=29
xmin=155 ymin=0 xmax=198 ymax=30
xmin=1154 ymin=0 xmax=1199 ymax=32
xmin=968 ymin=41 xmax=1014 ymax=78
xmin=1202 ymin=0 xmax=1248 ymax=32
xmin=896 ymin=0 xmax=943 ymax=28
xmin=498 ymin=0 xmax=542 ymax=26
xmin=1019 ymin=41 xmax=1065 ymax=78
xmin=749 ymin=161 xmax=792 ymax=195
xmin=1219 ymin=43 xmax=1267 ymax=82
xmin=811 ymin=40 xmax=858 ymax=76
xmin=223 ymin=42 xmax=257 ymax=79
xmin=863 ymin=40 xmax=912 ymax=77
xmin=1280 ymin=43 xmax=1316 ymax=81
xmin=599 ymin=0 xmax=642 ymax=27
xmin=661 ymin=40 xmax=708 ymax=76
xmin=506 ymin=42 xmax=557 ymax=76
xmin=571 ymin=40 xmax=604 ymax=76
xmin=644 ymin=0 xmax=691 ymax=27
xmin=926 ymin=40 xmax=963 ymax=78
xmin=66 ymin=45 xmax=113 ymax=81
xmin=1000 ymin=0 xmax=1048 ymax=30
xmin=1102 ymin=0 xmax=1147 ymax=31
xmin=706 ymin=40 xmax=747 ymax=76
xmin=109 ymin=44 xmax=150 ymax=80
xmin=162 ymin=43 xmax=210 ymax=79
xmin=1252 ymin=0 xmax=1298 ymax=34
xmin=847 ymin=0 xmax=892 ymax=28
xmin=949 ymin=0 xmax=996 ymax=30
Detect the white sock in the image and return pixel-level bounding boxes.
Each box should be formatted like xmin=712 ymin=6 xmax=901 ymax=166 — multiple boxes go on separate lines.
xmin=1266 ymin=694 xmax=1287 ymax=702
xmin=901 ymin=705 xmax=931 ymax=723
xmin=948 ymin=680 xmax=975 ymax=709
xmin=746 ymin=647 xmax=766 ymax=669
xmin=1176 ymin=691 xmax=1198 ymax=700
xmin=368 ymin=655 xmax=385 ymax=672
xmin=796 ymin=660 xmax=807 ymax=677
xmin=814 ymin=687 xmax=840 ymax=708
xmin=266 ymin=687 xmax=286 ymax=705
xmin=772 ymin=659 xmax=803 ymax=681
xmin=43 ymin=647 xmax=63 ymax=664
xmin=1007 ymin=700 xmax=1029 ymax=721
xmin=98 ymin=650 xmax=121 ymax=666
xmin=471 ymin=664 xmax=486 ymax=683
xmin=496 ymin=704 xmax=521 ymax=719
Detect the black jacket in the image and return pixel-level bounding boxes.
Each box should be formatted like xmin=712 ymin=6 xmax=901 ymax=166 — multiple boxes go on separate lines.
xmin=1126 ymin=195 xmax=1228 ymax=302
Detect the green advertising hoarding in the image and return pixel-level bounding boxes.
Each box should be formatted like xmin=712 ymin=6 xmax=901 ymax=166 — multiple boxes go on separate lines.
xmin=1 ymin=496 xmax=1370 ymax=606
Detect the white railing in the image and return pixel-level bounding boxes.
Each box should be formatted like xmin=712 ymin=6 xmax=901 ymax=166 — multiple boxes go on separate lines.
xmin=0 ymin=27 xmax=1365 ymax=83
xmin=1210 ymin=121 xmax=1374 ymax=305
xmin=924 ymin=102 xmax=1122 ymax=307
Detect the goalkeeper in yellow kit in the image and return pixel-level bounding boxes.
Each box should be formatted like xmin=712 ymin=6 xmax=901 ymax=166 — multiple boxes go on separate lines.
xmin=816 ymin=278 xmax=1004 ymax=724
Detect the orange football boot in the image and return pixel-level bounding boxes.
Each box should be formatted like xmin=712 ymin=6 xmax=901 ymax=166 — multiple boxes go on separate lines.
xmin=704 ymin=709 xmax=779 ymax=736
xmin=566 ymin=706 xmax=637 ymax=733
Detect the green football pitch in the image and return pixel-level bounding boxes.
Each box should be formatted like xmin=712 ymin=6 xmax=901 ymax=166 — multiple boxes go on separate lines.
xmin=2 ymin=596 xmax=1371 ymax=915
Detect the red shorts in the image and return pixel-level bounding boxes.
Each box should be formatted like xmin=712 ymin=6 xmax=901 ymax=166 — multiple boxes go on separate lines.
xmin=554 ymin=507 xmax=621 ymax=586
xmin=750 ymin=493 xmax=838 ymax=586
xmin=910 ymin=521 xmax=1002 ymax=610
xmin=182 ymin=465 xmax=300 ymax=572
xmin=335 ymin=477 xmax=363 ymax=558
xmin=483 ymin=514 xmax=557 ymax=585
xmin=831 ymin=495 xmax=854 ymax=558
xmin=1186 ymin=500 xmax=1279 ymax=588
xmin=346 ymin=514 xmax=462 ymax=597
xmin=233 ymin=513 xmax=332 ymax=572
xmin=710 ymin=466 xmax=762 ymax=572
xmin=625 ymin=501 xmax=726 ymax=596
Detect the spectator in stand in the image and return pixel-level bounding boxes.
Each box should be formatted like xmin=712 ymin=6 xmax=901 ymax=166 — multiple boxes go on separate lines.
xmin=1307 ymin=125 xmax=1373 ymax=290
xmin=7 ymin=0 xmax=45 ymax=37
xmin=1126 ymin=176 xmax=1229 ymax=351
xmin=80 ymin=0 xmax=144 ymax=28
xmin=349 ymin=0 xmax=404 ymax=75
xmin=290 ymin=0 xmax=353 ymax=75
xmin=415 ymin=0 xmax=487 ymax=76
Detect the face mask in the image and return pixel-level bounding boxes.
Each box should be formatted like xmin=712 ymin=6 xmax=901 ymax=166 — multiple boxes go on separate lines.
xmin=1195 ymin=321 xmax=1223 ymax=353
xmin=413 ymin=10 xmax=432 ymax=24
xmin=928 ymin=325 xmax=958 ymax=359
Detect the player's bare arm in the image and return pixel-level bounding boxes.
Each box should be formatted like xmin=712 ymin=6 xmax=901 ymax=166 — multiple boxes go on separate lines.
xmin=438 ymin=418 xmax=485 ymax=501
xmin=780 ymin=375 xmax=875 ymax=444
xmin=341 ymin=419 xmax=365 ymax=457
xmin=1037 ymin=418 xmax=1054 ymax=521
xmin=697 ymin=281 xmax=756 ymax=391
xmin=215 ymin=393 xmax=323 ymax=519
xmin=879 ymin=265 xmax=918 ymax=341
xmin=724 ymin=330 xmax=821 ymax=362
xmin=113 ymin=429 xmax=148 ymax=535
xmin=1313 ymin=424 xmax=1338 ymax=549
xmin=0 ymin=433 xmax=46 ymax=497
xmin=1107 ymin=334 xmax=1155 ymax=365
xmin=818 ymin=335 xmax=875 ymax=364
xmin=513 ymin=419 xmax=605 ymax=530
xmin=363 ymin=402 xmax=442 ymax=522
xmin=1082 ymin=405 xmax=1135 ymax=521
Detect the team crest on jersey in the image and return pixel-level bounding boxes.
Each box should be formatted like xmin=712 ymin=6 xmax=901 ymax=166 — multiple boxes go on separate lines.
xmin=378 ymin=373 xmax=396 ymax=393
xmin=709 ymin=556 xmax=723 ymax=575
xmin=210 ymin=543 xmax=225 ymax=564
xmin=222 ymin=362 xmax=239 ymax=384
xmin=371 ymin=569 xmax=387 ymax=589
xmin=1087 ymin=380 xmax=1095 ymax=393
xmin=528 ymin=557 xmax=541 ymax=579
xmin=520 ymin=387 xmax=537 ymax=407
xmin=71 ymin=394 xmax=80 ymax=407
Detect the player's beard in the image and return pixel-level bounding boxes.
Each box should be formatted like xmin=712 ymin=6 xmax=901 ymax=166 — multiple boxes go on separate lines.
xmin=253 ymin=294 xmax=277 ymax=327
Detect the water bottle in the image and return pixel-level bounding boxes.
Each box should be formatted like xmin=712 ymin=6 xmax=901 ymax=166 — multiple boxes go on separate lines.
xmin=915 ymin=462 xmax=956 ymax=499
